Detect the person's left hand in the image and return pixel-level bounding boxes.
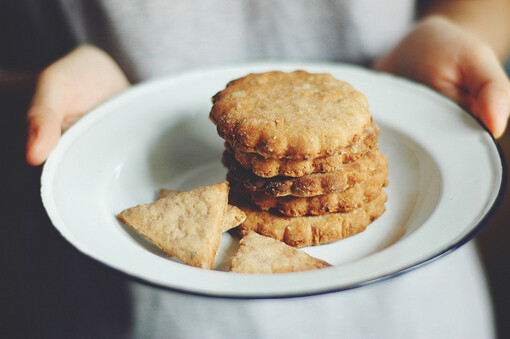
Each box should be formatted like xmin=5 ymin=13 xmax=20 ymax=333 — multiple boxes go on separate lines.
xmin=374 ymin=16 xmax=510 ymax=138
xmin=26 ymin=45 xmax=130 ymax=166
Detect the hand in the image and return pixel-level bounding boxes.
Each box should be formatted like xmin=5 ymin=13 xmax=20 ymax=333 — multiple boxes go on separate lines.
xmin=26 ymin=45 xmax=130 ymax=166
xmin=374 ymin=16 xmax=510 ymax=138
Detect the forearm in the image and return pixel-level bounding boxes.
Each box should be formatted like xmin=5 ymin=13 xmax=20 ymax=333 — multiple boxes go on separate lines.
xmin=418 ymin=0 xmax=510 ymax=60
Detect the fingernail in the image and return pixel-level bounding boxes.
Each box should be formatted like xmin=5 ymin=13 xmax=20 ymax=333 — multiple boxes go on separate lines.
xmin=26 ymin=128 xmax=41 ymax=165
xmin=494 ymin=101 xmax=509 ymax=138
xmin=494 ymin=123 xmax=506 ymax=138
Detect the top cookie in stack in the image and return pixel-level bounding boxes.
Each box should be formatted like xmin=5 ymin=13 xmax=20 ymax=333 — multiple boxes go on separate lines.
xmin=210 ymin=71 xmax=387 ymax=247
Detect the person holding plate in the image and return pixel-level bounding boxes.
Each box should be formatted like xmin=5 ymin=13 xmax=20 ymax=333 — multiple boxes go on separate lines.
xmin=3 ymin=0 xmax=509 ymax=337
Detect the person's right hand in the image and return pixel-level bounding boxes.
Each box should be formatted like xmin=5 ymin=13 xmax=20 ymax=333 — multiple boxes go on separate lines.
xmin=374 ymin=16 xmax=510 ymax=138
xmin=26 ymin=45 xmax=130 ymax=166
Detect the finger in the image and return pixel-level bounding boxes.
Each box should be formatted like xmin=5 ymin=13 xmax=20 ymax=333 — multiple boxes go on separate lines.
xmin=26 ymin=106 xmax=63 ymax=166
xmin=25 ymin=66 xmax=68 ymax=166
xmin=430 ymin=77 xmax=473 ymax=110
xmin=459 ymin=45 xmax=510 ymax=137
xmin=472 ymin=81 xmax=510 ymax=138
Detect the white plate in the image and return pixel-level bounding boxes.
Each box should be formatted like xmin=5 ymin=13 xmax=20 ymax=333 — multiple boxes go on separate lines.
xmin=41 ymin=62 xmax=506 ymax=298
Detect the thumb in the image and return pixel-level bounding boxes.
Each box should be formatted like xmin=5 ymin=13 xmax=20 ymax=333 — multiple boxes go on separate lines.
xmin=26 ymin=69 xmax=67 ymax=166
xmin=472 ymin=81 xmax=510 ymax=138
xmin=459 ymin=45 xmax=510 ymax=138
xmin=26 ymin=105 xmax=64 ymax=166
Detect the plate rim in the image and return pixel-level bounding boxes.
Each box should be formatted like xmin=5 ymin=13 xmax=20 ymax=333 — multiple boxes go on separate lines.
xmin=40 ymin=61 xmax=508 ymax=299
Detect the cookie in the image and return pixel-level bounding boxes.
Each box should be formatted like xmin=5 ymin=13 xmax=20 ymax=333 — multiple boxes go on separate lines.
xmin=210 ymin=71 xmax=371 ymax=160
xmin=232 ymin=190 xmax=387 ymax=248
xmin=160 ymin=188 xmax=246 ymax=231
xmin=224 ymin=148 xmax=384 ymax=197
xmin=117 ymin=182 xmax=229 ymax=269
xmin=230 ymin=231 xmax=331 ymax=274
xmin=227 ymin=123 xmax=380 ymax=178
xmin=249 ymin=154 xmax=388 ymax=216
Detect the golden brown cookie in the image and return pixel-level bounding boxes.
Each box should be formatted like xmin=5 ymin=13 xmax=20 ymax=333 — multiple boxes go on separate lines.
xmin=210 ymin=71 xmax=371 ymax=160
xmin=232 ymin=190 xmax=387 ymax=248
xmin=160 ymin=188 xmax=246 ymax=231
xmin=230 ymin=231 xmax=331 ymax=274
xmin=249 ymin=154 xmax=388 ymax=216
xmin=224 ymin=148 xmax=384 ymax=197
xmin=117 ymin=182 xmax=229 ymax=269
xmin=227 ymin=123 xmax=380 ymax=178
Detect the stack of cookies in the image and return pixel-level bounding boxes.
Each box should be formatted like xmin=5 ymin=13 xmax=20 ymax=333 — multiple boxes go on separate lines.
xmin=210 ymin=71 xmax=388 ymax=248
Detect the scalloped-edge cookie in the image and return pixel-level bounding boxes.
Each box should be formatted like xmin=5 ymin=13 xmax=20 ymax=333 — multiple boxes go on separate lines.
xmin=210 ymin=71 xmax=371 ymax=159
xmin=226 ymin=123 xmax=379 ymax=178
xmin=117 ymin=182 xmax=229 ymax=269
xmin=232 ymin=190 xmax=387 ymax=248
xmin=230 ymin=231 xmax=331 ymax=274
xmin=249 ymin=154 xmax=388 ymax=216
xmin=224 ymin=148 xmax=384 ymax=197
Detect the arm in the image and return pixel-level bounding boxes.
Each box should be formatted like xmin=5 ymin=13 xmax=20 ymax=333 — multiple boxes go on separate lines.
xmin=26 ymin=45 xmax=130 ymax=165
xmin=418 ymin=0 xmax=510 ymax=61
xmin=374 ymin=0 xmax=510 ymax=137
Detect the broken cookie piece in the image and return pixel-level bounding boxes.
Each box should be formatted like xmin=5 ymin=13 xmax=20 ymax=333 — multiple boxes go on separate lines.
xmin=117 ymin=182 xmax=229 ymax=269
xmin=230 ymin=231 xmax=331 ymax=274
xmin=160 ymin=188 xmax=246 ymax=231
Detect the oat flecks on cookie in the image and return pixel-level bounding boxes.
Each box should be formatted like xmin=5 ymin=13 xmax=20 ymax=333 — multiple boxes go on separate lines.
xmin=224 ymin=148 xmax=384 ymax=197
xmin=160 ymin=188 xmax=246 ymax=231
xmin=234 ymin=191 xmax=387 ymax=248
xmin=230 ymin=231 xmax=331 ymax=274
xmin=117 ymin=182 xmax=229 ymax=269
xmin=227 ymin=123 xmax=380 ymax=178
xmin=210 ymin=71 xmax=371 ymax=159
xmin=250 ymin=154 xmax=388 ymax=216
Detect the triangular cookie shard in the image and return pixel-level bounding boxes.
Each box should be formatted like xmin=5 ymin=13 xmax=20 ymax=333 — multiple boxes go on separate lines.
xmin=230 ymin=231 xmax=331 ymax=274
xmin=223 ymin=205 xmax=246 ymax=231
xmin=117 ymin=182 xmax=229 ymax=269
xmin=160 ymin=188 xmax=245 ymax=231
